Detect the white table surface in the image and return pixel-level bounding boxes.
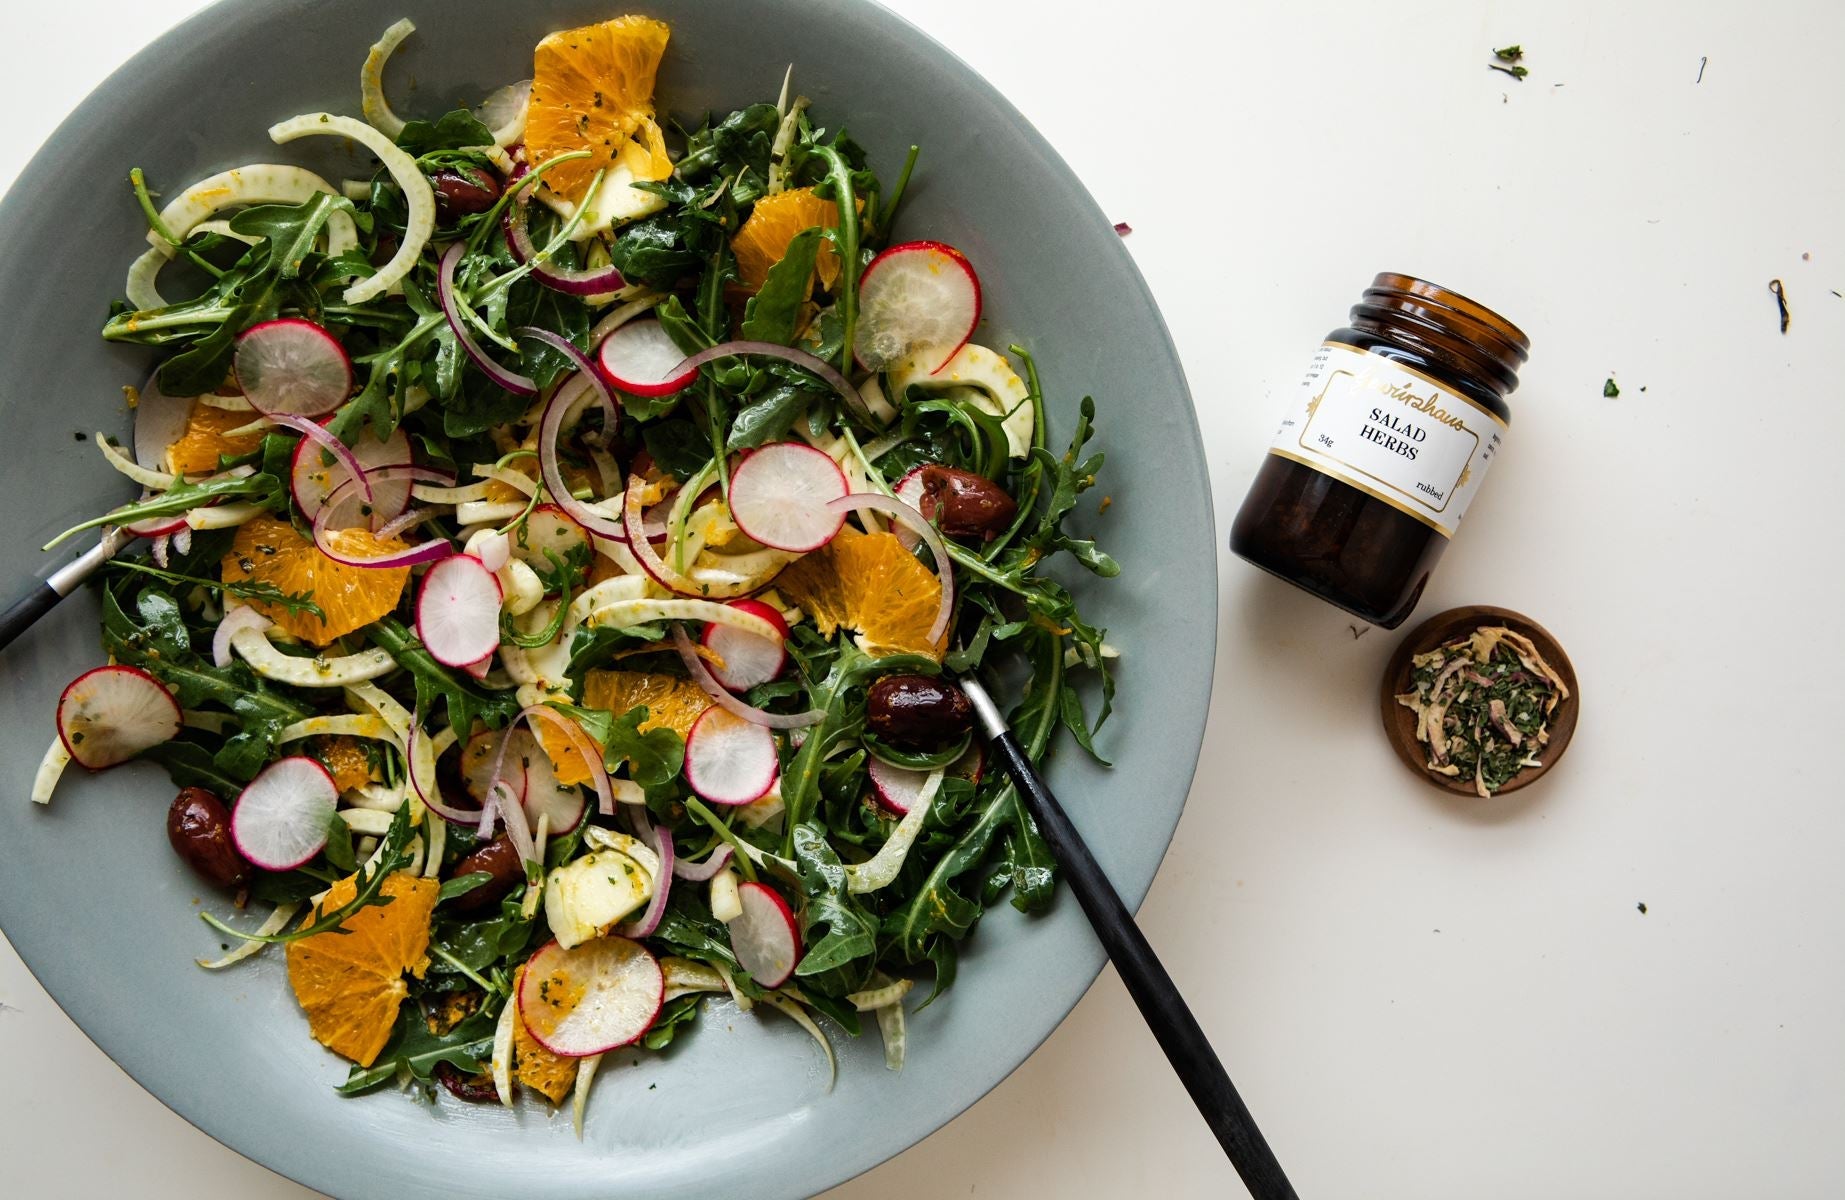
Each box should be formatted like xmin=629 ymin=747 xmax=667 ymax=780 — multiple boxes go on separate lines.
xmin=4 ymin=1 xmax=1842 ymax=1196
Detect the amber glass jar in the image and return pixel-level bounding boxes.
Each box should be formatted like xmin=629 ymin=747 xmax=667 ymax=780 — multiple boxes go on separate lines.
xmin=1230 ymin=274 xmax=1529 ymax=628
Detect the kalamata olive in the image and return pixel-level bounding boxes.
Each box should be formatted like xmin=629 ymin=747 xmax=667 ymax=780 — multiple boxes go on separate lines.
xmin=866 ymin=675 xmax=975 ymax=748
xmin=431 ymin=166 xmax=502 ymax=220
xmin=433 ymin=1061 xmax=498 ymax=1104
xmin=918 ymin=466 xmax=1017 ymax=541
xmin=166 ymin=787 xmax=251 ymax=889
xmin=446 ymin=834 xmax=524 ymax=915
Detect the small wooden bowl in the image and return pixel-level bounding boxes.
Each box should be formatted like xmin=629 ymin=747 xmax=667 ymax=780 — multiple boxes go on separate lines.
xmin=1379 ymin=605 xmax=1580 ymax=797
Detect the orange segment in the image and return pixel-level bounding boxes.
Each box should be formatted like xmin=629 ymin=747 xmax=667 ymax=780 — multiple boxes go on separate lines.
xmin=526 ymin=15 xmax=673 ymax=203
xmin=165 ymin=402 xmax=264 ymax=476
xmin=220 ymin=515 xmax=409 ymax=646
xmin=731 ymin=187 xmax=842 ymax=293
xmin=538 ymin=670 xmax=710 ymax=785
xmin=775 ymin=526 xmax=947 ymax=659
xmin=510 ymin=965 xmax=576 ymax=1104
xmin=312 ymin=735 xmax=374 ymax=793
xmin=285 ymin=871 xmax=439 ymax=1068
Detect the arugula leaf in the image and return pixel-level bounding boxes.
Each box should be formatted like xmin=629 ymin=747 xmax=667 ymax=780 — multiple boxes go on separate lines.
xmin=727 ymin=385 xmax=811 ymax=451
xmin=46 ymin=471 xmax=281 ymax=549
xmin=642 ymin=994 xmax=703 ymax=1051
xmin=395 ymin=109 xmax=496 ymax=156
xmin=368 ymin=616 xmax=519 ymax=732
xmin=741 ymin=227 xmax=824 ymax=345
xmin=339 ymin=1003 xmax=500 ymax=1095
xmin=788 ymin=824 xmax=878 ymax=996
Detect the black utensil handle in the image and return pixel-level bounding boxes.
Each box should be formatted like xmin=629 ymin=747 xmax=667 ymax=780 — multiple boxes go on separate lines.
xmin=988 ymin=730 xmax=1299 ymax=1200
xmin=0 ymin=582 xmax=63 ymax=652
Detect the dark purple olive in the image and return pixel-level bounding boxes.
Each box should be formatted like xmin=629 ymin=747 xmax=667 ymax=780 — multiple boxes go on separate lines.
xmin=166 ymin=787 xmax=252 ymax=889
xmin=433 ymin=1061 xmax=498 ymax=1103
xmin=445 ymin=834 xmax=524 ymax=915
xmin=918 ymin=466 xmax=1017 ymax=541
xmin=430 ymin=166 xmax=503 ymax=221
xmin=866 ymin=675 xmax=975 ymax=749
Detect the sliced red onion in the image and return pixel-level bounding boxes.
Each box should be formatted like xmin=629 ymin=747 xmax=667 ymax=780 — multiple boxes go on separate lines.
xmin=267 ymin=412 xmax=373 ymax=507
xmin=671 ymin=625 xmax=823 ymax=729
xmin=503 ymin=193 xmax=626 ymax=296
xmin=827 ymin=492 xmax=954 ymax=644
xmin=615 ymin=809 xmax=672 ymax=938
xmin=671 ymin=341 xmax=873 ymax=426
xmin=150 ymin=533 xmax=170 ymax=569
xmin=519 ymin=328 xmax=618 ymax=439
xmin=624 ymin=476 xmax=706 ymax=595
xmin=213 ymin=606 xmax=273 ymax=668
xmin=312 ymin=470 xmax=456 ymax=568
xmin=407 ymin=718 xmax=488 ymax=827
xmin=438 ymin=242 xmax=537 ymax=396
xmin=172 ymin=527 xmax=192 ymax=557
xmin=536 ymin=365 xmax=627 ymax=542
xmin=672 ymin=843 xmax=734 ymax=882
xmin=476 ymin=706 xmax=616 ymax=861
xmin=374 ymin=507 xmax=437 ymax=540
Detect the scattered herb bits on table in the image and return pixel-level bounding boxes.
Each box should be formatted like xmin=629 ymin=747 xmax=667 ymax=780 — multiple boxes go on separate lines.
xmin=32 ymin=13 xmax=1121 ymax=1122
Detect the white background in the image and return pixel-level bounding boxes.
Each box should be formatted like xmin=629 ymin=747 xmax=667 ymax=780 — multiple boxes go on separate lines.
xmin=4 ymin=1 xmax=1843 ymax=1197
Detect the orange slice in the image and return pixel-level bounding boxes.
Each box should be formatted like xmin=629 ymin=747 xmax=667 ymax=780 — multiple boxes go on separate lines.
xmin=731 ymin=187 xmax=842 ymax=293
xmin=525 ymin=15 xmax=673 ymax=203
xmin=510 ymin=964 xmax=576 ymax=1104
xmin=220 ymin=515 xmax=409 ymax=646
xmin=538 ymin=669 xmax=710 ymax=785
xmin=285 ymin=871 xmax=439 ymax=1067
xmin=774 ymin=526 xmax=947 ymax=659
xmin=165 ymin=401 xmax=264 ymax=476
xmin=311 ymin=735 xmax=374 ymax=793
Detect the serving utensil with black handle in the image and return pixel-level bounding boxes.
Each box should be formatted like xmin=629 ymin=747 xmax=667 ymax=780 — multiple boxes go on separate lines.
xmin=960 ymin=676 xmax=1298 ymax=1200
xmin=0 ymin=528 xmax=126 ymax=652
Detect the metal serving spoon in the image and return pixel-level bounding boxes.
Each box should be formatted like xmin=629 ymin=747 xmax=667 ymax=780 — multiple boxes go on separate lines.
xmin=960 ymin=675 xmax=1298 ymax=1200
xmin=0 ymin=528 xmax=127 ymax=652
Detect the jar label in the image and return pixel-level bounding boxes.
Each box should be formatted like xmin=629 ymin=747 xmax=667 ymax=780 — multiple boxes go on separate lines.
xmin=1265 ymin=342 xmax=1506 ymax=537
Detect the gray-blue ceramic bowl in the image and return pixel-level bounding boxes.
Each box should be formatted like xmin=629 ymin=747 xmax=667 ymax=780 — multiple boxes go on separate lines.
xmin=0 ymin=1 xmax=1213 ymax=1196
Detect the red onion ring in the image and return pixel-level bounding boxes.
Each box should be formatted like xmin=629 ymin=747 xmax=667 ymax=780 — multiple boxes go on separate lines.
xmin=624 ymin=476 xmax=758 ymax=599
xmin=826 ymin=492 xmax=954 ymax=644
xmin=313 ymin=469 xmax=456 ymax=568
xmin=535 ymin=373 xmax=627 ymax=542
xmin=671 ymin=843 xmax=734 ymax=882
xmin=614 ymin=809 xmax=672 ymax=938
xmin=671 ymin=340 xmax=876 ymax=426
xmin=438 ymin=242 xmax=537 ymax=396
xmin=475 ymin=706 xmax=617 ymax=863
xmin=267 ymin=412 xmax=373 ymax=507
xmin=671 ymin=625 xmax=823 ymax=729
xmin=373 ymin=507 xmax=437 ymax=540
xmin=406 ymin=718 xmax=489 ymax=827
xmin=502 ymin=192 xmax=627 ymax=296
xmin=213 ymin=605 xmax=273 ymax=668
xmin=478 ymin=726 xmax=535 ymax=862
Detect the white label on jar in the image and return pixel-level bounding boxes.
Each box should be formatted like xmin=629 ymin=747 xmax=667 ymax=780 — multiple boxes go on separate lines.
xmin=1264 ymin=341 xmax=1506 ymax=537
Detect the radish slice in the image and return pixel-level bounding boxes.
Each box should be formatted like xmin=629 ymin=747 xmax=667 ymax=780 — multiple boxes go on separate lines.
xmin=133 ymin=372 xmax=196 ymax=471
xmin=230 ymin=756 xmax=340 ymax=870
xmin=313 ymin=470 xmax=457 ymax=569
xmin=125 ymin=513 xmax=189 ymax=539
xmin=458 ymin=728 xmax=586 ymax=835
xmin=891 ymin=467 xmax=926 ymax=551
xmin=701 ymin=599 xmax=790 ymax=691
xmin=682 ymin=707 xmax=780 ymax=806
xmin=670 ymin=626 xmax=822 ymax=730
xmin=289 ymin=420 xmax=413 ymax=528
xmin=853 ymin=241 xmax=982 ymax=374
xmin=727 ymin=443 xmax=849 ymax=553
xmin=519 ymin=739 xmax=589 ymax=835
xmin=461 ymin=728 xmax=529 ymax=809
xmin=868 ymin=757 xmax=933 ymax=816
xmin=511 ymin=504 xmax=591 ymax=586
xmin=727 ymin=881 xmax=802 ymax=988
xmin=517 ymin=937 xmax=664 ymax=1057
xmin=595 ymin=319 xmax=697 ymax=397
xmin=56 ymin=665 xmax=181 ymax=769
xmin=416 ymin=555 xmax=504 ymax=667
xmin=233 ymin=319 xmax=352 ymax=417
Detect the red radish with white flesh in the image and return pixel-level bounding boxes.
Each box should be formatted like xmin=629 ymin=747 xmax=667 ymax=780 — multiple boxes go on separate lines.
xmin=56 ymin=665 xmax=181 ymax=769
xmin=867 ymin=757 xmax=935 ymax=817
xmin=727 ymin=442 xmax=849 ymax=553
xmin=853 ymin=241 xmax=981 ymax=374
xmin=891 ymin=467 xmax=927 ymax=551
xmin=415 ymin=555 xmax=503 ymax=667
xmin=459 ymin=727 xmax=586 ymax=835
xmin=727 ymin=881 xmax=802 ymax=988
xmin=596 ymin=318 xmax=698 ymax=397
xmin=462 ymin=655 xmax=492 ymax=681
xmin=701 ymin=599 xmax=790 ymax=691
xmin=289 ymin=420 xmax=413 ymax=528
xmin=313 ymin=469 xmax=457 ymax=569
xmin=511 ymin=504 xmax=591 ymax=587
xmin=682 ymin=707 xmax=779 ymax=805
xmin=229 ymin=756 xmax=339 ymax=870
xmin=124 ymin=513 xmax=188 ymax=539
xmin=462 ymin=728 xmax=529 ymax=809
xmin=517 ymin=936 xmax=663 ymax=1056
xmin=233 ymin=318 xmax=352 ymax=417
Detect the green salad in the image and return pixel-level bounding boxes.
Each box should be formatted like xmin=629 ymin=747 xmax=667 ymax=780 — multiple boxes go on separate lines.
xmin=32 ymin=13 xmax=1118 ymax=1121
